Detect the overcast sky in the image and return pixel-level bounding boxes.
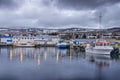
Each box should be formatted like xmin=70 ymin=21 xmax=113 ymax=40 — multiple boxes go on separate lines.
xmin=0 ymin=0 xmax=120 ymax=29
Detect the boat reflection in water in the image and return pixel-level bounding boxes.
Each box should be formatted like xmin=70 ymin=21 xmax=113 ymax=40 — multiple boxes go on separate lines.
xmin=0 ymin=47 xmax=120 ymax=80
xmin=88 ymin=54 xmax=110 ymax=80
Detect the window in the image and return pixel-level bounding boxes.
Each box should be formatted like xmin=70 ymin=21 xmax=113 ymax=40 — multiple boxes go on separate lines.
xmin=103 ymin=43 xmax=109 ymax=46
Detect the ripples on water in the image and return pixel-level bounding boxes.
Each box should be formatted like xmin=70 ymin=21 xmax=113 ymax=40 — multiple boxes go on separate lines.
xmin=0 ymin=47 xmax=120 ymax=80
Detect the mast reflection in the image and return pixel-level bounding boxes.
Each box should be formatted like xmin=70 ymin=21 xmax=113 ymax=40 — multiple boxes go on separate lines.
xmin=38 ymin=54 xmax=40 ymax=65
xmin=56 ymin=51 xmax=59 ymax=63
xmin=44 ymin=49 xmax=47 ymax=61
xmin=9 ymin=47 xmax=13 ymax=61
xmin=20 ymin=49 xmax=23 ymax=63
xmin=34 ymin=49 xmax=36 ymax=60
xmin=70 ymin=49 xmax=73 ymax=62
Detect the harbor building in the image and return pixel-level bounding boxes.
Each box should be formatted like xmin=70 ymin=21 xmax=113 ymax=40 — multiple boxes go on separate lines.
xmin=0 ymin=35 xmax=13 ymax=45
xmin=34 ymin=35 xmax=59 ymax=46
xmin=12 ymin=35 xmax=35 ymax=46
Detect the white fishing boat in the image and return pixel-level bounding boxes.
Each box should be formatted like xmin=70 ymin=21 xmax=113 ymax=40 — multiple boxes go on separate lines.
xmin=86 ymin=39 xmax=113 ymax=54
xmin=14 ymin=42 xmax=35 ymax=47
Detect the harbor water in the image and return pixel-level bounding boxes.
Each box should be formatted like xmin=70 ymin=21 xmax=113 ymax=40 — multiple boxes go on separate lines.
xmin=0 ymin=47 xmax=120 ymax=80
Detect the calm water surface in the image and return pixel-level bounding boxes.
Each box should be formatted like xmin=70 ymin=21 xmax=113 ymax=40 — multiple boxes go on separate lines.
xmin=0 ymin=47 xmax=120 ymax=80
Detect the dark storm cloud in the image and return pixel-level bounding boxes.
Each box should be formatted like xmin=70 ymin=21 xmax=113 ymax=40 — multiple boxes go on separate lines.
xmin=0 ymin=0 xmax=23 ymax=9
xmin=55 ymin=0 xmax=120 ymax=10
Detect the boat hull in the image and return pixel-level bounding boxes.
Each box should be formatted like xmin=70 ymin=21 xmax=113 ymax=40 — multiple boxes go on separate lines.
xmin=86 ymin=48 xmax=112 ymax=55
xmin=57 ymin=43 xmax=69 ymax=49
xmin=14 ymin=44 xmax=35 ymax=47
xmin=57 ymin=45 xmax=69 ymax=49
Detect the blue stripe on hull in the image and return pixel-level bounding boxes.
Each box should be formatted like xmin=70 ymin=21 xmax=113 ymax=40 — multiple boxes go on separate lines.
xmin=57 ymin=45 xmax=68 ymax=49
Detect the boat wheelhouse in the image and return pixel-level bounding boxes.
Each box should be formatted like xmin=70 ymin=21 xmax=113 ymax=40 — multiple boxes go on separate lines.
xmin=93 ymin=39 xmax=113 ymax=50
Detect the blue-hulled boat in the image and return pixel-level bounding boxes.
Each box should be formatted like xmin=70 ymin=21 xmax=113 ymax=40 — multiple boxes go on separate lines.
xmin=56 ymin=40 xmax=69 ymax=49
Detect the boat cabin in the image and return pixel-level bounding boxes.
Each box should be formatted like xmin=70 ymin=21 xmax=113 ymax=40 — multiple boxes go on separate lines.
xmin=95 ymin=42 xmax=110 ymax=46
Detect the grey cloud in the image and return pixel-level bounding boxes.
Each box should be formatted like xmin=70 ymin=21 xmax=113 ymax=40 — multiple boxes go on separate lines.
xmin=0 ymin=0 xmax=24 ymax=10
xmin=37 ymin=10 xmax=96 ymax=28
xmin=102 ymin=4 xmax=120 ymax=28
xmin=0 ymin=0 xmax=120 ymax=29
xmin=55 ymin=0 xmax=120 ymax=10
xmin=42 ymin=0 xmax=53 ymax=6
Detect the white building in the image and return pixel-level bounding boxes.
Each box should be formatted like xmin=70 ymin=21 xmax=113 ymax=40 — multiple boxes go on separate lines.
xmin=34 ymin=35 xmax=59 ymax=45
xmin=12 ymin=34 xmax=59 ymax=46
xmin=12 ymin=35 xmax=35 ymax=46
